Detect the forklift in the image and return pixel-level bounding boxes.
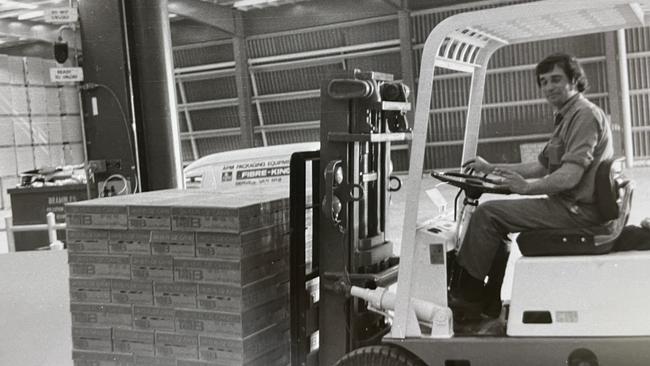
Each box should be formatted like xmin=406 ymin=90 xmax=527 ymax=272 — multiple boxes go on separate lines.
xmin=289 ymin=1 xmax=650 ymax=365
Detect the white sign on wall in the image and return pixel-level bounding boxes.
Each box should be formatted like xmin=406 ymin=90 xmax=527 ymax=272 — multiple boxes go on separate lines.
xmin=50 ymin=67 xmax=84 ymax=83
xmin=45 ymin=7 xmax=79 ymax=24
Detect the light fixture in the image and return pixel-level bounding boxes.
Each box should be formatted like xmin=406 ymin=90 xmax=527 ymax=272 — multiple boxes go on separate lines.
xmin=0 ymin=0 xmax=38 ymax=10
xmin=17 ymin=10 xmax=44 ymax=20
xmin=233 ymin=0 xmax=311 ymax=11
xmin=0 ymin=10 xmax=23 ymax=18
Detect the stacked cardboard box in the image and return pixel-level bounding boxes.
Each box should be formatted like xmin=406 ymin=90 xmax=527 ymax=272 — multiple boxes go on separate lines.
xmin=66 ymin=189 xmax=291 ymax=366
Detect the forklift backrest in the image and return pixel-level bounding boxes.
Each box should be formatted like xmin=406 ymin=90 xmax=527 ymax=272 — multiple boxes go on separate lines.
xmin=596 ymin=158 xmax=627 ymax=221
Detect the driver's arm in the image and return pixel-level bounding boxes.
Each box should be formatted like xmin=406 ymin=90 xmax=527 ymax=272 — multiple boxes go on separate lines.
xmin=503 ymin=162 xmax=585 ymax=195
xmin=492 ymin=160 xmax=546 ymax=179
xmin=464 ymin=156 xmax=546 ymax=179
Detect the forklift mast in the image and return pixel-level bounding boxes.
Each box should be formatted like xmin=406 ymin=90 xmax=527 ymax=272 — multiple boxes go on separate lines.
xmin=289 ymin=70 xmax=411 ymax=366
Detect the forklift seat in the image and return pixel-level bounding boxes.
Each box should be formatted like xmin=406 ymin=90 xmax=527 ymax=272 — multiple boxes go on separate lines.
xmin=517 ymin=158 xmax=633 ymax=256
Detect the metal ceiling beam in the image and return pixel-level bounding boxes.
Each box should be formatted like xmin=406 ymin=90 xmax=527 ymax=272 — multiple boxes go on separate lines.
xmin=168 ymin=0 xmax=237 ymax=34
xmin=379 ymin=0 xmax=406 ymax=9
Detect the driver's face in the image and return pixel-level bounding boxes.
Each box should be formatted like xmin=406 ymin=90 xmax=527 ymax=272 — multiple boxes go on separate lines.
xmin=538 ymin=65 xmax=578 ymax=109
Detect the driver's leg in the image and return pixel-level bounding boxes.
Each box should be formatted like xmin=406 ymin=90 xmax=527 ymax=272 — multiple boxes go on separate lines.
xmin=481 ymin=240 xmax=509 ymax=318
xmin=451 ymin=197 xmax=599 ymax=317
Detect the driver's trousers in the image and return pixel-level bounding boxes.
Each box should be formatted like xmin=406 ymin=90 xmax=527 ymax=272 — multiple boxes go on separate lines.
xmin=456 ymin=196 xmax=602 ymax=280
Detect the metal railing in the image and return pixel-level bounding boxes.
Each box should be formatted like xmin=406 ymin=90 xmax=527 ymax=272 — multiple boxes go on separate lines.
xmin=3 ymin=212 xmax=65 ymax=252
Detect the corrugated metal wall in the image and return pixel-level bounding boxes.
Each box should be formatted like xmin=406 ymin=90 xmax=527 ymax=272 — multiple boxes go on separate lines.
xmin=172 ymin=0 xmax=650 ymax=171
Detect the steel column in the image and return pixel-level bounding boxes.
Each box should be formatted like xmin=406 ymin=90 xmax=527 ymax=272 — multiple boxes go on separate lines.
xmin=78 ymin=0 xmax=138 ymax=194
xmin=125 ymin=0 xmax=183 ymax=190
xmin=617 ymin=29 xmax=635 ymax=167
xmin=233 ymin=11 xmax=255 ymax=148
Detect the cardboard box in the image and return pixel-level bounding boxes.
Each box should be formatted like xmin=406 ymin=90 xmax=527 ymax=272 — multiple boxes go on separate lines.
xmin=66 ymin=204 xmax=128 ymax=230
xmin=133 ymin=305 xmax=175 ymax=331
xmin=10 ymin=86 xmax=28 ymax=115
xmin=15 ymin=146 xmax=34 ymax=173
xmin=112 ymin=328 xmax=155 ymax=356
xmin=154 ymin=332 xmax=198 ymax=360
xmin=68 ymin=254 xmax=131 ymax=279
xmin=66 ymin=190 xmax=190 ymax=231
xmin=50 ymin=144 xmax=66 ymax=167
xmin=0 ymin=117 xmax=14 ymax=146
xmin=0 ymin=147 xmax=17 ymax=176
xmin=196 ymin=272 xmax=288 ymax=313
xmin=198 ymin=321 xmax=289 ymax=362
xmin=12 ymin=117 xmax=30 ymax=145
xmin=72 ymin=327 xmax=112 ymax=352
xmin=61 ymin=115 xmax=82 ymax=143
xmin=65 ymin=142 xmax=85 ymax=165
xmin=48 ymin=117 xmax=63 ymax=144
xmin=70 ymin=304 xmax=132 ymax=328
xmin=133 ymin=355 xmax=176 ymax=366
xmin=34 ymin=144 xmax=51 ymax=169
xmin=171 ymin=205 xmax=288 ymax=234
xmin=131 ymin=255 xmax=173 ymax=281
xmin=28 ymin=86 xmax=47 ymax=114
xmin=60 ymin=86 xmax=80 ymax=114
xmin=67 ymin=230 xmax=110 ymax=253
xmin=71 ymin=350 xmax=134 ymax=366
xmin=194 ymin=223 xmax=289 ymax=259
xmin=30 ymin=115 xmax=48 ymax=145
xmin=174 ymin=297 xmax=287 ymax=337
xmin=46 ymin=87 xmax=61 ymax=115
xmin=69 ymin=278 xmax=111 ymax=303
xmin=110 ymin=279 xmax=153 ymax=305
xmin=128 ymin=205 xmax=171 ymax=230
xmin=24 ymin=57 xmax=45 ymax=85
xmin=151 ymin=231 xmax=195 ymax=257
xmin=154 ymin=281 xmax=197 ymax=308
xmin=0 ymin=55 xmax=10 ymax=84
xmin=174 ymin=247 xmax=288 ymax=285
xmin=8 ymin=56 xmax=24 ymax=85
xmin=181 ymin=343 xmax=290 ymax=366
xmin=109 ymin=230 xmax=151 ymax=255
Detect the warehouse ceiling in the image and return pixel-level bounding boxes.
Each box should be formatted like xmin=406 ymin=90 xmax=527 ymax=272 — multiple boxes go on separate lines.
xmin=0 ymin=0 xmax=483 ymax=53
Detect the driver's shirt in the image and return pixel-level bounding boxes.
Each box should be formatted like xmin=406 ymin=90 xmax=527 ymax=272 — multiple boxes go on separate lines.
xmin=537 ymin=93 xmax=613 ymax=206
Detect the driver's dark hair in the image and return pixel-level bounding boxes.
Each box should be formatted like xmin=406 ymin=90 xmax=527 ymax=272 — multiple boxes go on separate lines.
xmin=535 ymin=53 xmax=589 ymax=92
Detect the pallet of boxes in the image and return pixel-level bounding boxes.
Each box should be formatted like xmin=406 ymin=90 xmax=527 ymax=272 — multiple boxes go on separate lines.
xmin=65 ymin=189 xmax=291 ymax=366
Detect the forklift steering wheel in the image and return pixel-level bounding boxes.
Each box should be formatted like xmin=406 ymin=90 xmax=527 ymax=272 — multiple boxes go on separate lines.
xmin=430 ymin=170 xmax=511 ymax=199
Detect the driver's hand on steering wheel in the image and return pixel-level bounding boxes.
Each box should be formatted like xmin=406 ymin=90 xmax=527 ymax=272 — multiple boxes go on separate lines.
xmin=462 ymin=156 xmax=494 ymax=175
xmin=492 ymin=168 xmax=529 ymax=194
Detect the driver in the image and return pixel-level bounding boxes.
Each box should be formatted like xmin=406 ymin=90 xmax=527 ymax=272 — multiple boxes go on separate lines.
xmin=449 ymin=53 xmax=614 ymax=319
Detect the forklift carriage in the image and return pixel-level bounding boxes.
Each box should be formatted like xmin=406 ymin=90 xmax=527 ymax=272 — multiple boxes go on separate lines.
xmin=289 ymin=1 xmax=650 ymax=365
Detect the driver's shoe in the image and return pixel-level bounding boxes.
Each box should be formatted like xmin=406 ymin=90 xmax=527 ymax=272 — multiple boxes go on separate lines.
xmin=448 ymin=265 xmax=485 ymax=320
xmin=449 ymin=292 xmax=484 ymax=321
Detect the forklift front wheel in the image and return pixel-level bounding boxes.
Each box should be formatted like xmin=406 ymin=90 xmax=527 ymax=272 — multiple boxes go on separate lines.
xmin=333 ymin=344 xmax=427 ymax=366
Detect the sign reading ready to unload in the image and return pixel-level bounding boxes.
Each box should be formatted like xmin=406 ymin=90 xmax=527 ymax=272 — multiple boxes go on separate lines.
xmin=50 ymin=67 xmax=84 ymax=83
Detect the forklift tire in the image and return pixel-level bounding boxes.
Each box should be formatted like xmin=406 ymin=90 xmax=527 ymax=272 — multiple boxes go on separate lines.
xmin=333 ymin=344 xmax=427 ymax=366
